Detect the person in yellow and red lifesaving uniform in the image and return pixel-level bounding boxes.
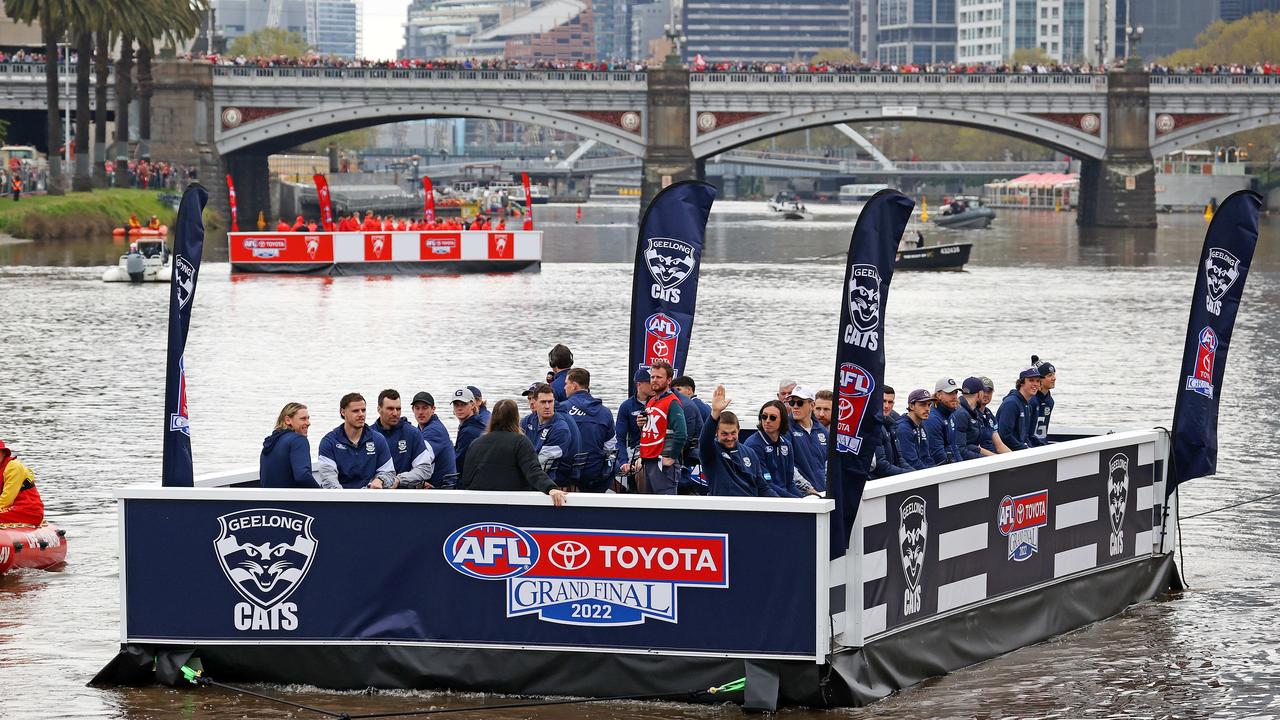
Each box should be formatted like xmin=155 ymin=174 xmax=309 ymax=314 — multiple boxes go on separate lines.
xmin=0 ymin=440 xmax=44 ymax=526
xmin=147 ymin=215 xmax=161 ymax=230
xmin=128 ymin=213 xmax=142 ymax=229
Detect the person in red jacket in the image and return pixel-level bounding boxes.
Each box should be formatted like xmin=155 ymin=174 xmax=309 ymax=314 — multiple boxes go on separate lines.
xmin=275 ymin=218 xmax=291 ymax=231
xmin=361 ymin=211 xmax=380 ymax=231
xmin=291 ymin=215 xmax=305 ymax=231
xmin=0 ymin=440 xmax=44 ymax=526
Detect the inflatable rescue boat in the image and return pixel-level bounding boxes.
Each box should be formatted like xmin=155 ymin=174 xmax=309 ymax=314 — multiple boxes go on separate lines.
xmin=0 ymin=522 xmax=67 ymax=574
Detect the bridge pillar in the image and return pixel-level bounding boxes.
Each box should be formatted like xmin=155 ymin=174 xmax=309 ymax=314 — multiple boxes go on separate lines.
xmin=1078 ymin=69 xmax=1156 ymax=228
xmin=640 ymin=67 xmax=697 ymax=210
xmin=149 ymin=61 xmax=226 ymax=220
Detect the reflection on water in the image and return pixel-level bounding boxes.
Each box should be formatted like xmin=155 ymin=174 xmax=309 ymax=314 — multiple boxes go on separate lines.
xmin=2 ymin=203 xmax=1279 ymax=719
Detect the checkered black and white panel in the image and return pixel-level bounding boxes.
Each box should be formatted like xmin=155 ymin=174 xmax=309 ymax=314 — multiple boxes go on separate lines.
xmin=850 ymin=441 xmax=1156 ymax=643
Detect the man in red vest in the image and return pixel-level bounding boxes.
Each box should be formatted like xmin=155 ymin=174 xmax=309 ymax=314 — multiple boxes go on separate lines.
xmin=0 ymin=440 xmax=44 ymax=526
xmin=637 ymin=361 xmax=687 ymax=495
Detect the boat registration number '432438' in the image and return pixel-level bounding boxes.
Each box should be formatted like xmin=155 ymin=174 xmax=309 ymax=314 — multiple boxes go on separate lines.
xmin=443 ymin=523 xmax=729 ymax=626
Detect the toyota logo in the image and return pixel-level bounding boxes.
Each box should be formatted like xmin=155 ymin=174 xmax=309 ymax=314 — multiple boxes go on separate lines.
xmin=651 ymin=339 xmax=669 ymax=357
xmin=548 ymin=540 xmax=590 ymax=570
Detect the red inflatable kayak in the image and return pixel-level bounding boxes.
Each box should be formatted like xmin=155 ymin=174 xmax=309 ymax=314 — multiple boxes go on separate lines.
xmin=111 ymin=226 xmax=168 ymax=238
xmin=0 ymin=523 xmax=67 ymax=574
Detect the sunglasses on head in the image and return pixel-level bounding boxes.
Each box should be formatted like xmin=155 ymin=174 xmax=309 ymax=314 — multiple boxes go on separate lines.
xmin=760 ymin=413 xmax=781 ymax=422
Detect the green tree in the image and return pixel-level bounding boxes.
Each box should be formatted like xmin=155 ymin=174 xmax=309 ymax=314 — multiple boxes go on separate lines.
xmin=228 ymin=28 xmax=311 ymax=57
xmin=809 ymin=48 xmax=860 ymax=65
xmin=1008 ymin=46 xmax=1053 ymax=66
xmin=296 ymin=128 xmax=378 ymax=154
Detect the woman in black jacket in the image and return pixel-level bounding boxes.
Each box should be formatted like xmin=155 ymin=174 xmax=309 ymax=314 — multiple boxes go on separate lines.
xmin=460 ymin=399 xmax=568 ymax=507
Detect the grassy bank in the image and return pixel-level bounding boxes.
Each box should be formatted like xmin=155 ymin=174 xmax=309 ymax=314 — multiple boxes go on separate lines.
xmin=0 ymin=189 xmax=177 ymax=240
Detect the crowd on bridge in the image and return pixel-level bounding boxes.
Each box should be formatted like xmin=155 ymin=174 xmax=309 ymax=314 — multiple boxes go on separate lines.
xmin=257 ymin=343 xmax=1060 ymax=503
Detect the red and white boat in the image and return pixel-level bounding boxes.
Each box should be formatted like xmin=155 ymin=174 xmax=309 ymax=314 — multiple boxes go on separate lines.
xmin=0 ymin=522 xmax=67 ymax=574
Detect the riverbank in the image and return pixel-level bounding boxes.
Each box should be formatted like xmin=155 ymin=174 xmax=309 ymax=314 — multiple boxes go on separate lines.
xmin=0 ymin=189 xmax=176 ymax=240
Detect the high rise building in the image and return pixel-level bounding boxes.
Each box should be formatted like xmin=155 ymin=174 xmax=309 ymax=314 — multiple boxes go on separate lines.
xmin=857 ymin=0 xmax=878 ymax=60
xmin=876 ymin=0 xmax=957 ymax=64
xmin=955 ymin=0 xmax=1114 ymax=65
xmin=631 ymin=0 xmax=673 ymax=62
xmin=468 ymin=0 xmax=595 ymax=61
xmin=400 ymin=0 xmax=525 ymax=59
xmin=682 ymin=0 xmax=856 ymax=63
xmin=307 ymin=0 xmax=361 ymax=57
xmin=1126 ymin=0 xmax=1218 ymax=60
xmin=213 ymin=0 xmax=359 ymax=57
xmin=1219 ymin=0 xmax=1280 ymax=21
xmin=592 ymin=0 xmax=632 ymax=59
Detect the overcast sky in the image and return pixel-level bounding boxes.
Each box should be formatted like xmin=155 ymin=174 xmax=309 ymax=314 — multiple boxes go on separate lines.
xmin=363 ymin=0 xmax=411 ymax=60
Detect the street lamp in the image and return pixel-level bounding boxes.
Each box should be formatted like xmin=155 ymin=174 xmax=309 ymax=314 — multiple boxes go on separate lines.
xmin=411 ymin=154 xmax=420 ymax=196
xmin=1124 ymin=25 xmax=1144 ymax=71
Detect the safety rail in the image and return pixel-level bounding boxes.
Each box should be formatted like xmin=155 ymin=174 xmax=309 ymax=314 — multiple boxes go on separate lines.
xmin=210 ymin=65 xmax=647 ymax=85
xmin=692 ymin=71 xmax=1108 ymax=91
xmin=0 ymin=61 xmax=113 ymax=81
xmin=1149 ymin=73 xmax=1280 ymax=91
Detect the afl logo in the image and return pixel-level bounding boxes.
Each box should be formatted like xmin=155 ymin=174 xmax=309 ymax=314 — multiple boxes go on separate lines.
xmin=548 ymin=540 xmax=590 ymax=570
xmin=443 ymin=523 xmax=539 ymax=580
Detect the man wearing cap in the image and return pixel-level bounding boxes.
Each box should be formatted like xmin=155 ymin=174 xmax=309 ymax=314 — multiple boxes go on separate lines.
xmin=895 ymin=389 xmax=935 ymax=471
xmin=520 ymin=383 xmax=577 ymax=487
xmin=0 ymin=440 xmax=44 ymax=526
xmin=698 ymin=385 xmax=779 ymax=497
xmin=559 ymin=369 xmax=616 ymax=492
xmin=451 ymin=387 xmax=487 ymax=477
xmin=317 ymin=393 xmax=397 ymax=489
xmin=957 ymin=377 xmax=1008 ymax=457
xmin=997 ymin=368 xmax=1042 ymax=451
xmin=787 ymin=386 xmax=829 ymax=491
xmin=924 ymin=378 xmax=981 ymax=465
xmin=547 ymin=344 xmax=574 ymax=402
xmin=411 ymin=391 xmax=458 ymax=489
xmin=977 ymin=376 xmax=1001 ymax=447
xmin=468 ymin=386 xmax=491 ymax=426
xmin=615 ymin=367 xmax=654 ymax=489
xmin=1028 ymin=357 xmax=1057 ymax=446
xmin=638 ymin=361 xmax=687 ymax=495
xmin=372 ymin=389 xmax=433 ymax=489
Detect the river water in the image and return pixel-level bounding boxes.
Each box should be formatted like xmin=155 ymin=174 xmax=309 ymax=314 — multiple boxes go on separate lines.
xmin=2 ymin=201 xmax=1278 ymax=719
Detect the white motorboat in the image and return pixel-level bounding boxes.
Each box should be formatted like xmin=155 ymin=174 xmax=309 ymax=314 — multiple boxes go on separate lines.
xmin=103 ymin=239 xmax=172 ymax=282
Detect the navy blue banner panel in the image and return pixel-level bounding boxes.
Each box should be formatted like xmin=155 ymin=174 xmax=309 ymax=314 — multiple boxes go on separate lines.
xmin=827 ymin=189 xmax=915 ymax=557
xmin=162 ymin=184 xmax=209 ymax=487
xmin=627 ymin=180 xmax=716 ymax=386
xmin=1169 ymin=190 xmax=1262 ymax=493
xmin=122 ymin=498 xmax=820 ymax=659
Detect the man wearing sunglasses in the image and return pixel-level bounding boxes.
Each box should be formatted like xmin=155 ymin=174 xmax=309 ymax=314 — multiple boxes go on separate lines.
xmin=787 ymin=386 xmax=828 ymax=492
xmin=744 ymin=400 xmax=808 ymax=497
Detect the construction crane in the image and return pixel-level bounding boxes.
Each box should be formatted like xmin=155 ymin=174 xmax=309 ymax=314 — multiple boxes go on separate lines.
xmin=266 ymin=0 xmax=284 ymax=30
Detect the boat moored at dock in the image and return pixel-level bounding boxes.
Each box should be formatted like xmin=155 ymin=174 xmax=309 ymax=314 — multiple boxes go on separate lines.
xmin=228 ymin=229 xmax=542 ymax=275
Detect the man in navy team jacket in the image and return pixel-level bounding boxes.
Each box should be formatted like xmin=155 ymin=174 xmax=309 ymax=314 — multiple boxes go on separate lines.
xmin=698 ymin=385 xmax=778 ymax=497
xmin=316 ymin=392 xmax=396 ymax=489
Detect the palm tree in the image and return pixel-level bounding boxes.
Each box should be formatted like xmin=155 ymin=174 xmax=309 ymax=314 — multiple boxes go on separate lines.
xmin=92 ymin=28 xmax=108 ymax=187
xmin=2 ymin=0 xmax=95 ymax=195
xmin=135 ymin=0 xmax=206 ymax=162
xmin=71 ymin=28 xmax=91 ymax=191
xmin=113 ymin=31 xmax=132 ymax=188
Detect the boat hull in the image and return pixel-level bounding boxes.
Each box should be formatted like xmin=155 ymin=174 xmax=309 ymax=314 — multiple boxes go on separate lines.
xmin=895 ymin=242 xmax=972 ymax=270
xmin=933 ymin=208 xmax=995 ymax=229
xmin=0 ymin=523 xmax=67 ymax=574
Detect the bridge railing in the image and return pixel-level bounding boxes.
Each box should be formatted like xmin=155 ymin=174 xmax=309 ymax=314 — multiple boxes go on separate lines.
xmin=0 ymin=61 xmax=113 ymax=82
xmin=1149 ymin=73 xmax=1280 ymax=91
xmin=210 ymin=65 xmax=646 ymax=85
xmin=691 ymin=71 xmax=1107 ymax=91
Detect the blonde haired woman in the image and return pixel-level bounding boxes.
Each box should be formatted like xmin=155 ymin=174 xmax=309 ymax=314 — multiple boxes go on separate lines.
xmin=260 ymin=403 xmax=330 ymax=488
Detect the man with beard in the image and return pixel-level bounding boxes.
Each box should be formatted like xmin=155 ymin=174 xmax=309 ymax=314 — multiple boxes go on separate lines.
xmin=924 ymin=378 xmax=980 ymax=465
xmin=697 ymin=385 xmax=778 ymax=497
xmin=814 ymin=389 xmax=833 ymax=431
xmin=638 ymin=361 xmax=687 ymax=495
xmin=372 ymin=389 xmax=433 ymax=489
xmin=317 ymin=393 xmax=397 ymax=489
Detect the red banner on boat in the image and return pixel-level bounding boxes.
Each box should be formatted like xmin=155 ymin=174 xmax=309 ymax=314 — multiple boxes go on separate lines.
xmin=423 ymin=176 xmax=435 ymax=224
xmin=522 ymin=172 xmax=534 ymax=231
xmin=313 ymin=174 xmax=334 ymax=231
xmin=224 ymin=174 xmax=239 ymax=232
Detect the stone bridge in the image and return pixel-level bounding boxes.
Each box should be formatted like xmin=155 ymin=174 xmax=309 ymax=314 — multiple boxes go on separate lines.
xmin=3 ymin=61 xmax=1278 ymax=226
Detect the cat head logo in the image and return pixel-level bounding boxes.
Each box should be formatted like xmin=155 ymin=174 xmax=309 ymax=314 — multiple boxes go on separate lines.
xmin=847 ymin=264 xmax=881 ymax=333
xmin=1107 ymin=454 xmax=1129 ymax=534
xmin=1204 ymin=247 xmax=1240 ymax=316
xmin=644 ymin=237 xmax=695 ymax=290
xmin=214 ymin=509 xmax=317 ymax=609
xmin=899 ymin=495 xmax=927 ymax=592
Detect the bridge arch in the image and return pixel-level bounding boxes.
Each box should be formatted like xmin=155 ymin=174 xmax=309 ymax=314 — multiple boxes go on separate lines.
xmin=1149 ymin=110 xmax=1280 ymax=158
xmin=217 ymin=102 xmax=647 ymax=157
xmin=691 ymin=106 xmax=1107 ymax=161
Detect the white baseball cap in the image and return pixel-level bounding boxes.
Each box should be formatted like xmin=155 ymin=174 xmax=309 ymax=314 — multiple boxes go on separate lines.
xmin=451 ymin=387 xmax=476 ymax=404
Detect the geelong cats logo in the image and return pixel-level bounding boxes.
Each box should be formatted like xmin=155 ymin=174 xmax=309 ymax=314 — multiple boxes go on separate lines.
xmin=214 ymin=509 xmax=317 ymax=631
xmin=1107 ymin=454 xmax=1129 ymax=557
xmin=844 ymin=264 xmax=881 ymax=350
xmin=899 ymin=495 xmax=927 ymax=615
xmin=644 ymin=237 xmax=696 ymax=302
xmin=1204 ymin=247 xmax=1240 ymax=316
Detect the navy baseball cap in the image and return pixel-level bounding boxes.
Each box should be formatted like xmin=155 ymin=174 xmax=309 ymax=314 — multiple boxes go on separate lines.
xmin=633 ymin=367 xmax=651 ymax=384
xmin=961 ymin=377 xmax=985 ymax=394
xmin=466 ymin=385 xmax=483 ymax=399
xmin=907 ymin=389 xmax=932 ymax=405
xmin=521 ymin=383 xmax=540 ymax=397
xmin=1019 ymin=367 xmax=1044 ymax=380
xmin=1036 ymin=360 xmax=1056 ymax=376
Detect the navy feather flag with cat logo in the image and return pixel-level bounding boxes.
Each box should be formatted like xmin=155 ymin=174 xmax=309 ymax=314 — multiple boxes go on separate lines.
xmin=626 ymin=180 xmax=716 ymax=385
xmin=827 ymin=189 xmax=914 ymax=557
xmin=1169 ymin=190 xmax=1262 ymax=495
xmin=162 ymin=183 xmax=209 ymax=487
